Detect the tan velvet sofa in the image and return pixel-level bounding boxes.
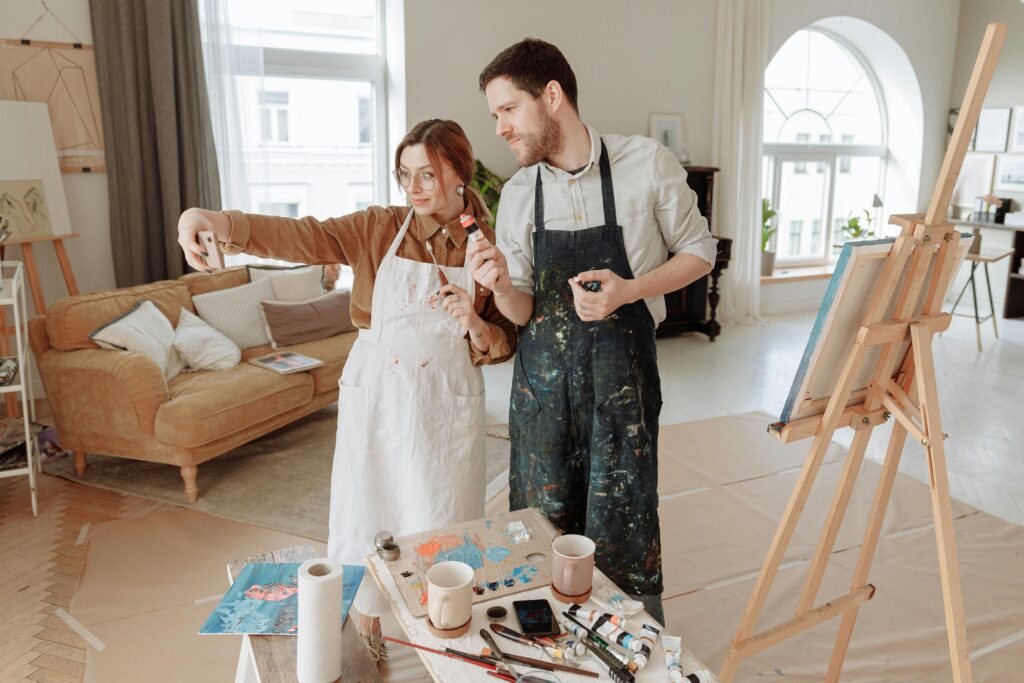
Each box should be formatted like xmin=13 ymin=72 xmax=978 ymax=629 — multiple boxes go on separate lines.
xmin=28 ymin=267 xmax=356 ymax=502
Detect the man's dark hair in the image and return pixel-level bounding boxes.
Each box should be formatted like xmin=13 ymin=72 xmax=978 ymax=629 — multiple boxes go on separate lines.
xmin=478 ymin=38 xmax=579 ymax=110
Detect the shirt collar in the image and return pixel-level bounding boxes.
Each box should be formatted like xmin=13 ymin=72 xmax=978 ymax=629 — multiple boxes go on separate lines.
xmin=412 ymin=210 xmax=468 ymax=247
xmin=539 ymin=124 xmax=601 ymax=180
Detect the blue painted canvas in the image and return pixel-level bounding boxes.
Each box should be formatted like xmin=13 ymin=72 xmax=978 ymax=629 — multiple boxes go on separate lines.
xmin=199 ymin=562 xmax=365 ymax=635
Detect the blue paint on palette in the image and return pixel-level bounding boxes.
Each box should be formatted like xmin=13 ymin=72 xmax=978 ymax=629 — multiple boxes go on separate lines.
xmin=435 ymin=533 xmax=485 ymax=569
xmin=509 ymin=564 xmax=539 ymax=584
xmin=485 ymin=545 xmax=511 ymax=563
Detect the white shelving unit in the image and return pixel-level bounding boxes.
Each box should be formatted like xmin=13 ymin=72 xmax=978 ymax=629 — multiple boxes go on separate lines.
xmin=0 ymin=262 xmax=39 ymax=516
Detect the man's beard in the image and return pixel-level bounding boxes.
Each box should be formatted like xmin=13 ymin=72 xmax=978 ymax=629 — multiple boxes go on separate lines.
xmin=514 ymin=111 xmax=564 ymax=167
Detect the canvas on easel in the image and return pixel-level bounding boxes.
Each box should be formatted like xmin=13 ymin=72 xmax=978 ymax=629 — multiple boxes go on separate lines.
xmin=718 ymin=22 xmax=1007 ymax=683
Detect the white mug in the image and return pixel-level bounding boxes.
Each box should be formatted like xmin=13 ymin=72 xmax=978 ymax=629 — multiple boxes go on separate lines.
xmin=552 ymin=534 xmax=596 ymax=597
xmin=426 ymin=561 xmax=474 ymax=629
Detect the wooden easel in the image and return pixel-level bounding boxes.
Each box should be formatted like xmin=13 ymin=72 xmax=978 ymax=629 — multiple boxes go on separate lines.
xmin=718 ymin=22 xmax=1006 ymax=683
xmin=0 ymin=234 xmax=79 ymax=416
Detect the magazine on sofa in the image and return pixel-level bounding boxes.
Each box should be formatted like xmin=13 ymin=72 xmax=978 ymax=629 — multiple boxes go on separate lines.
xmin=248 ymin=351 xmax=324 ymax=375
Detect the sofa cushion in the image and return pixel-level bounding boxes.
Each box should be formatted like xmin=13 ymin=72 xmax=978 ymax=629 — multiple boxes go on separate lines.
xmin=90 ymin=300 xmax=185 ymax=380
xmin=248 ymin=265 xmax=325 ymax=301
xmin=155 ymin=363 xmax=313 ymax=448
xmin=47 ymin=281 xmax=192 ymax=352
xmin=179 ymin=267 xmax=249 ymax=296
xmin=192 ymin=277 xmax=275 ymax=349
xmin=261 ymin=289 xmax=355 ymax=349
xmin=241 ymin=330 xmax=357 ymax=394
xmin=174 ymin=308 xmax=241 ymax=371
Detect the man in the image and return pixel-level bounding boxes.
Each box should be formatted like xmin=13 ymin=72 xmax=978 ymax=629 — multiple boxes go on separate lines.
xmin=470 ymin=38 xmax=717 ymax=624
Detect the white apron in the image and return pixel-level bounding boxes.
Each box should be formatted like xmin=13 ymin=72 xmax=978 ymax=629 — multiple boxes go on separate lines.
xmin=327 ymin=210 xmax=486 ymax=565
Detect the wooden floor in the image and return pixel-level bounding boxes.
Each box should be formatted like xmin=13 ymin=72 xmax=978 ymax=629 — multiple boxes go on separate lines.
xmin=0 ymin=470 xmax=173 ymax=683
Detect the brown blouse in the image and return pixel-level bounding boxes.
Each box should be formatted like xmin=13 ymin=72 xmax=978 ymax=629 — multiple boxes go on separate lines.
xmin=221 ymin=205 xmax=517 ymax=365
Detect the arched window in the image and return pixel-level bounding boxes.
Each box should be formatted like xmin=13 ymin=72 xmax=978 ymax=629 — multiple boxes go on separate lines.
xmin=763 ymin=28 xmax=888 ymax=265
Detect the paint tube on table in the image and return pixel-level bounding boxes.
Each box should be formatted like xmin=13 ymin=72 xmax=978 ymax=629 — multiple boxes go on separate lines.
xmin=559 ymin=616 xmax=638 ymax=673
xmin=589 ymin=614 xmax=643 ymax=653
xmin=663 ymin=635 xmax=714 ymax=683
xmin=567 ymin=603 xmax=629 ymax=629
xmin=629 ymin=623 xmax=659 ymax=670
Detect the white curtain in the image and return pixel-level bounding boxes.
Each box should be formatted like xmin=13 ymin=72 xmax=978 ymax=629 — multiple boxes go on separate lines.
xmin=711 ymin=0 xmax=770 ymax=322
xmin=197 ymin=0 xmax=289 ymax=267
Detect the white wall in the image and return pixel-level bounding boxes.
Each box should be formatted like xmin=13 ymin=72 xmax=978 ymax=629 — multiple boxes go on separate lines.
xmin=402 ymin=0 xmax=719 ymax=180
xmin=0 ymin=0 xmax=117 ymax=310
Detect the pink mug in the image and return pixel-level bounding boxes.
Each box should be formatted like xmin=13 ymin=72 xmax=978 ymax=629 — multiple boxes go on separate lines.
xmin=552 ymin=534 xmax=595 ymax=598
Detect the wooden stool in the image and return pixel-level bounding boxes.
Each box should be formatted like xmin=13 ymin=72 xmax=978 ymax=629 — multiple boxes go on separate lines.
xmin=948 ymin=247 xmax=1014 ymax=351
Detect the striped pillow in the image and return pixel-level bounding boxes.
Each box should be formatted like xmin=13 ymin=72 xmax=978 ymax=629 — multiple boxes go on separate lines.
xmin=192 ymin=277 xmax=274 ymax=349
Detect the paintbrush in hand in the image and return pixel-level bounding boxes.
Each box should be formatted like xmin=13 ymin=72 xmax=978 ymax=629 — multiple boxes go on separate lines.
xmin=424 ymin=241 xmax=449 ymax=287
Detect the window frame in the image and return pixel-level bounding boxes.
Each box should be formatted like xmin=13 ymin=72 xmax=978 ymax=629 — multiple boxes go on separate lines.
xmin=763 ymin=27 xmax=889 ymax=267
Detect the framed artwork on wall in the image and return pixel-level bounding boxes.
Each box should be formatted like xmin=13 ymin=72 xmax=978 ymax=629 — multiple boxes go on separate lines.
xmin=974 ymin=107 xmax=1011 ymax=153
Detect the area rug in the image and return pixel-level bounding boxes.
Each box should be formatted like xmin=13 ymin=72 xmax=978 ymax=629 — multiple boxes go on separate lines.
xmin=43 ymin=405 xmax=512 ymax=542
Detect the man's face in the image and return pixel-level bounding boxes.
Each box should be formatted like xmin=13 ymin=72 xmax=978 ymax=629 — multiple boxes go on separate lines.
xmin=485 ymin=76 xmax=563 ymax=167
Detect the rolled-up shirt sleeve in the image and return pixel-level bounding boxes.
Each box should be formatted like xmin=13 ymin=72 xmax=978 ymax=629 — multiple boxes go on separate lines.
xmin=652 ymin=145 xmax=718 ymax=266
xmin=468 ymin=295 xmax=518 ymax=366
xmin=221 ymin=207 xmax=381 ymax=268
xmin=495 ymin=184 xmax=536 ymax=297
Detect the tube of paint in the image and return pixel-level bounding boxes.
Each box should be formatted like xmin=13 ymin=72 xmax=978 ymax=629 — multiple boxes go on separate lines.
xmin=568 ymin=603 xmax=629 ymax=628
xmin=561 ymin=638 xmax=587 ymax=656
xmin=640 ymin=623 xmax=660 ymax=648
xmin=591 ymin=615 xmax=643 ymax=652
xmin=664 ymin=635 xmax=684 ymax=683
xmin=559 ymin=616 xmax=637 ymax=673
xmin=460 ymin=214 xmax=490 ymax=245
xmin=630 ymin=643 xmax=651 ymax=670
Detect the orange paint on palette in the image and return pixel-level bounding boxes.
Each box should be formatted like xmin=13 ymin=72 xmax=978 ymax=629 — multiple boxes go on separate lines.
xmin=415 ymin=534 xmax=463 ymax=557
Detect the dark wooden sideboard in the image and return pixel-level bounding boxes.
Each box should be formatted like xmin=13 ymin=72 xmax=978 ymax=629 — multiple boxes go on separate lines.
xmin=657 ymin=165 xmax=732 ymax=341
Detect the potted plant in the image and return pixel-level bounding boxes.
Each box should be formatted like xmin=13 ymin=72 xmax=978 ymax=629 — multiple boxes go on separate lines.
xmin=840 ymin=209 xmax=874 ymax=241
xmin=761 ymin=197 xmax=777 ymax=276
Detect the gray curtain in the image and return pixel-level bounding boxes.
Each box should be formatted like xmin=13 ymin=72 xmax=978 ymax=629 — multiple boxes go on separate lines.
xmin=90 ymin=0 xmax=221 ymax=286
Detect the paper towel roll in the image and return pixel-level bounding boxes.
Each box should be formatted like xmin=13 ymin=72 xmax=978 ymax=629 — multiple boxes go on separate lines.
xmin=297 ymin=558 xmax=344 ymax=683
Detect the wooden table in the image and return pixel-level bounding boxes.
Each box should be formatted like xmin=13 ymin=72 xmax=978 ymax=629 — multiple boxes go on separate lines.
xmin=229 ymin=545 xmax=382 ymax=683
xmin=366 ymin=513 xmax=719 ymax=683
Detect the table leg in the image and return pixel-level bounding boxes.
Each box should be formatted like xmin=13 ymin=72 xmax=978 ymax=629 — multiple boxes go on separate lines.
xmin=983 ymin=263 xmax=998 ymax=339
xmin=970 ymin=263 xmax=981 ymax=352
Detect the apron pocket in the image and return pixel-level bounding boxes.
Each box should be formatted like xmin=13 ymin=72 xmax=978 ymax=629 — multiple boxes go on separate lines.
xmin=595 ymin=360 xmax=654 ymax=454
xmin=446 ymin=392 xmax=486 ymax=461
xmin=337 ymin=384 xmax=369 ymax=451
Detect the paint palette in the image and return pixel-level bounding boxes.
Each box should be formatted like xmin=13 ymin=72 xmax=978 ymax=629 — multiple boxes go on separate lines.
xmin=384 ymin=508 xmax=557 ymax=618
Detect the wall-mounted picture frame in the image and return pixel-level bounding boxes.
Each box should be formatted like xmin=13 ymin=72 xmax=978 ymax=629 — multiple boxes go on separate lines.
xmin=648 ymin=112 xmax=690 ymax=163
xmin=951 ymin=153 xmax=995 ymax=208
xmin=994 ymin=154 xmax=1024 ymax=193
xmin=974 ymin=107 xmax=1011 ymax=153
xmin=1009 ymin=106 xmax=1024 ymax=153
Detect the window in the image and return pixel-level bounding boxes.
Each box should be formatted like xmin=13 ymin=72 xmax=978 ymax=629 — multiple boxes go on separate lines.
xmin=762 ymin=28 xmax=887 ymax=265
xmin=208 ymin=0 xmax=387 ymax=268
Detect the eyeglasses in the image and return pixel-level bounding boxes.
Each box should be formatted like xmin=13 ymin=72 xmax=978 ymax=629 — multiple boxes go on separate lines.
xmin=393 ymin=169 xmax=436 ymax=191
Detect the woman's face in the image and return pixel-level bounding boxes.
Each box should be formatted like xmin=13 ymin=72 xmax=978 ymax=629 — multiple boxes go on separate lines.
xmin=397 ymin=143 xmax=463 ymax=220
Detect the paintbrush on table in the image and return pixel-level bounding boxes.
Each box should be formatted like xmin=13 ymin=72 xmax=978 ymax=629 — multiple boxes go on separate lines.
xmin=424 ymin=241 xmax=449 ymax=287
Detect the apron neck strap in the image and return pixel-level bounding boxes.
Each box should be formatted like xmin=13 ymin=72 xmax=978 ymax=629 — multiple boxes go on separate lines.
xmin=385 ymin=209 xmax=416 ymax=259
xmin=533 ymin=138 xmax=616 ymax=232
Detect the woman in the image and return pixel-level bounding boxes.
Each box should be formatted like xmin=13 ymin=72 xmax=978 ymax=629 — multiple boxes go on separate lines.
xmin=176 ymin=120 xmax=516 ymax=566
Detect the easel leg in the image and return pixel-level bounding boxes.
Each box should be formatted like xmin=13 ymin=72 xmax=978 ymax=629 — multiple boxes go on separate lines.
xmin=52 ymin=239 xmax=79 ymax=296
xmin=795 ymin=425 xmax=873 ymax=615
xmin=20 ymin=244 xmax=48 ymax=316
xmin=826 ymin=421 xmax=908 ymax=682
xmin=911 ymin=323 xmax=973 ymax=682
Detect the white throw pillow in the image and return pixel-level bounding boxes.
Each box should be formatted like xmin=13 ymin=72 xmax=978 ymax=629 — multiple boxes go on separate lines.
xmin=249 ymin=265 xmax=324 ymax=302
xmin=174 ymin=308 xmax=241 ymax=371
xmin=192 ymin=277 xmax=275 ymax=349
xmin=89 ymin=300 xmax=184 ymax=380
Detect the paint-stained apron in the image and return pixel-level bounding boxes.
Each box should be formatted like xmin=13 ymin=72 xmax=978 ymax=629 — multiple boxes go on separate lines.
xmin=509 ymin=140 xmax=663 ymax=596
xmin=327 ymin=210 xmax=486 ymax=565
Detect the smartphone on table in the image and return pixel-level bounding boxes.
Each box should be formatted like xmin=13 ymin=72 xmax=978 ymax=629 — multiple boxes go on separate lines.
xmin=512 ymin=599 xmax=559 ymax=638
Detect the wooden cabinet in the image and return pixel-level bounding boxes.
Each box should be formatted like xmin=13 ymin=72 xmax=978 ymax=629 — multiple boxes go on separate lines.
xmin=658 ymin=166 xmax=732 ymax=341
xmin=1006 ymin=229 xmax=1024 ymax=319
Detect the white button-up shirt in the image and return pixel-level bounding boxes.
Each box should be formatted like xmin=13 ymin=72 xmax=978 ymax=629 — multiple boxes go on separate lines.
xmin=495 ymin=125 xmax=717 ymax=326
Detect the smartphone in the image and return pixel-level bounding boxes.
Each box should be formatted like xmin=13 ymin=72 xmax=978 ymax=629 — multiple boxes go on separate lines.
xmin=512 ymin=599 xmax=559 ymax=637
xmin=197 ymin=230 xmax=224 ymax=269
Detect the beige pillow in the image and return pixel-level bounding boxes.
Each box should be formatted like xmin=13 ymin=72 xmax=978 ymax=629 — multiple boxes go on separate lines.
xmin=248 ymin=265 xmax=324 ymax=302
xmin=261 ymin=289 xmax=355 ymax=348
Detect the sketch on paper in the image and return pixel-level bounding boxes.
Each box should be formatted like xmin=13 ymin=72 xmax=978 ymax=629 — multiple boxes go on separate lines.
xmin=0 ymin=41 xmax=105 ymax=173
xmin=0 ymin=180 xmax=53 ymax=238
xmin=199 ymin=562 xmax=365 ymax=636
